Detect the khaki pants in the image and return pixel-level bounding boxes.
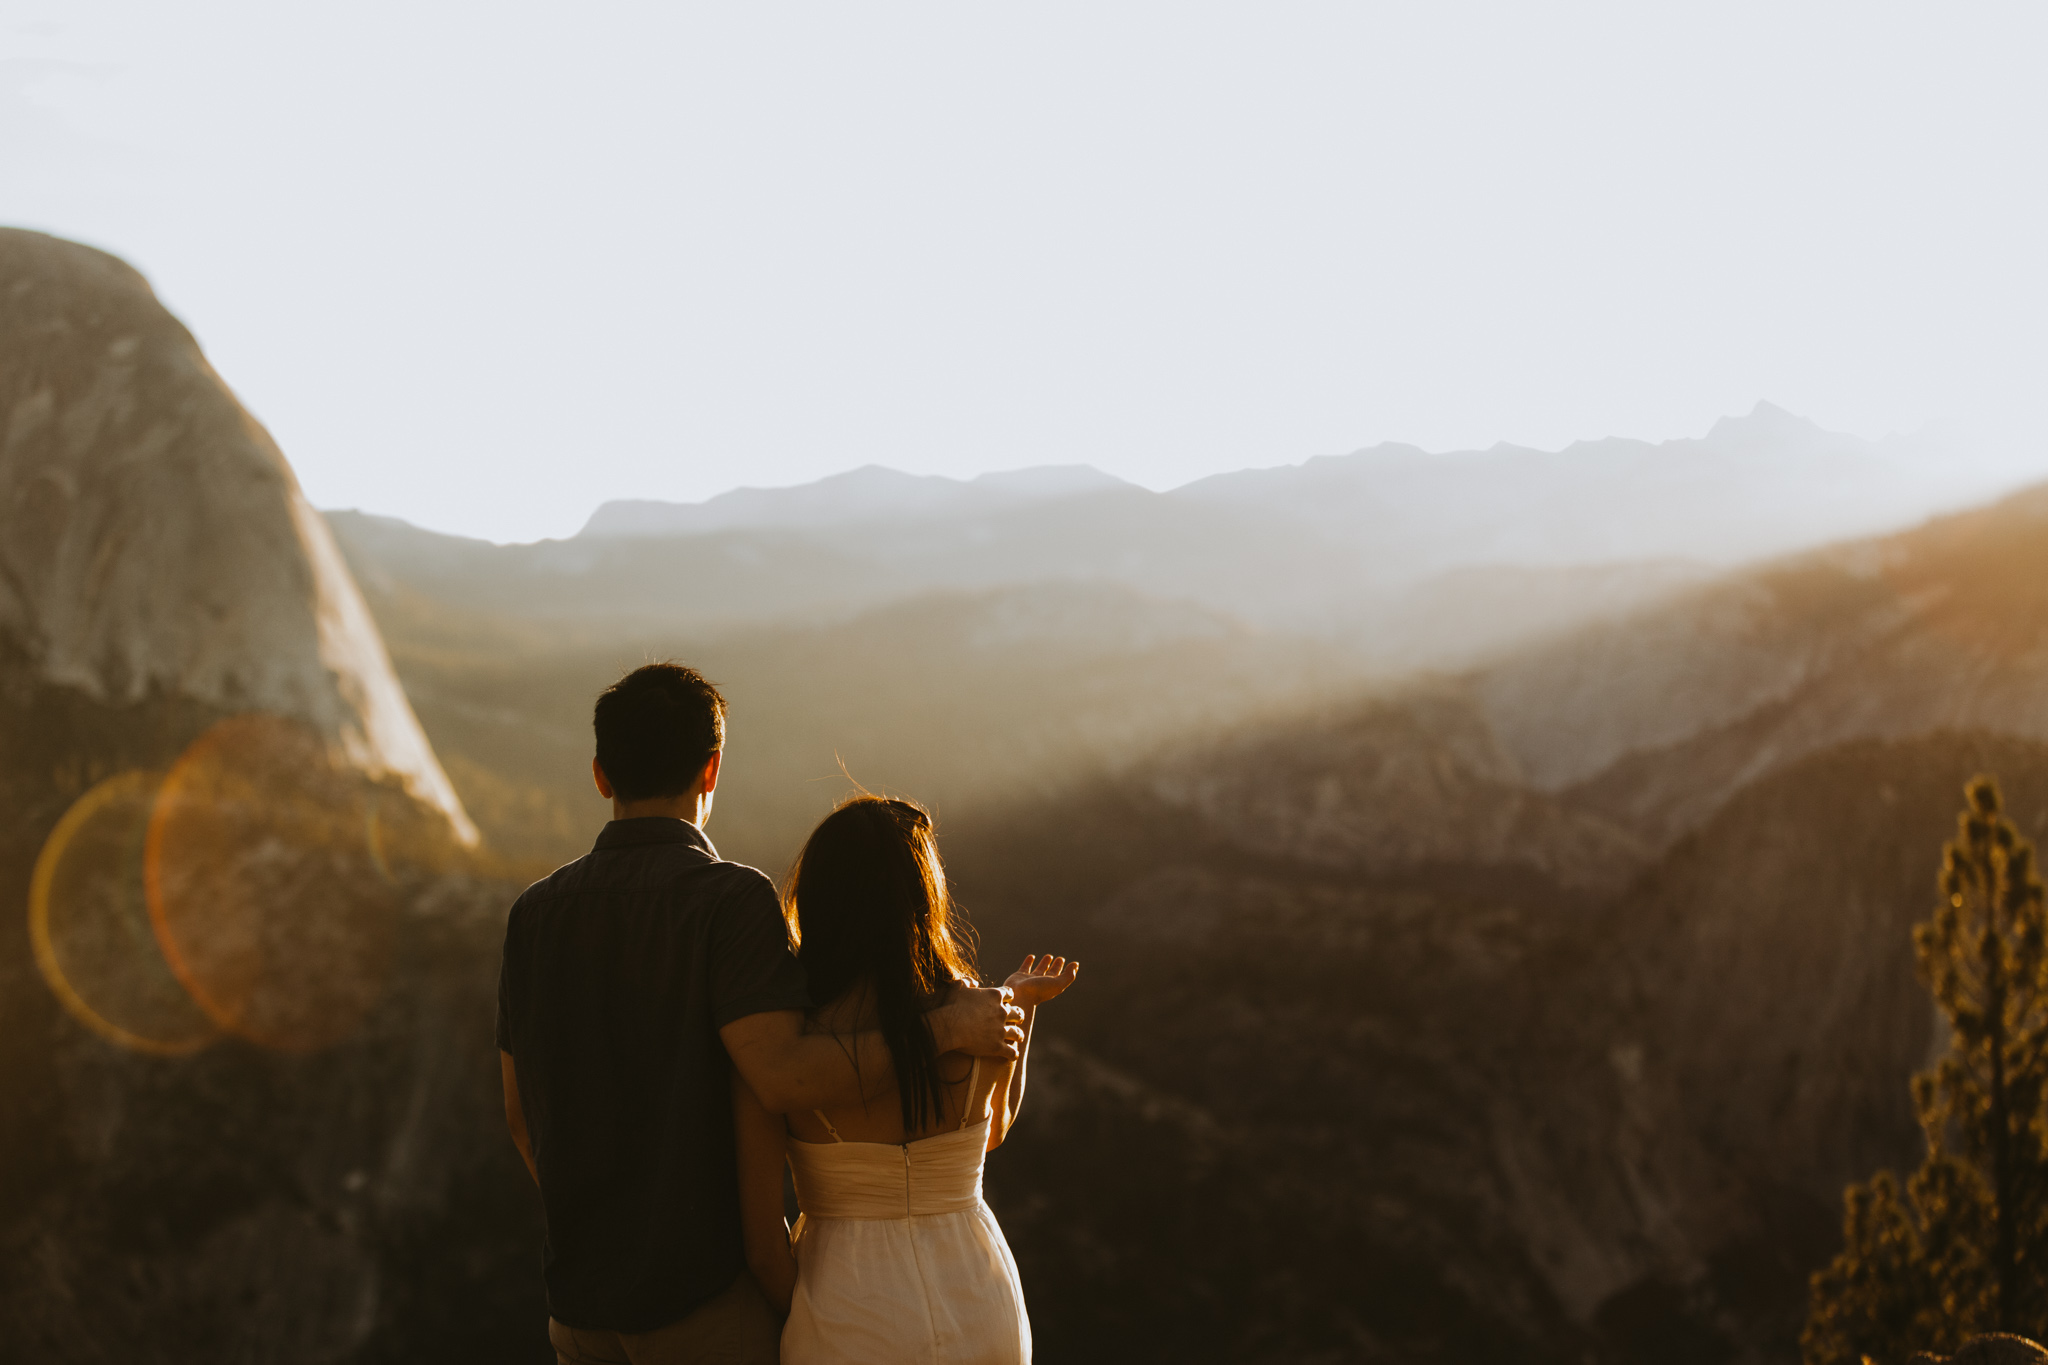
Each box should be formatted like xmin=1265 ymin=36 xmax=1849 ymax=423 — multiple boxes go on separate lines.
xmin=549 ymin=1275 xmax=780 ymax=1365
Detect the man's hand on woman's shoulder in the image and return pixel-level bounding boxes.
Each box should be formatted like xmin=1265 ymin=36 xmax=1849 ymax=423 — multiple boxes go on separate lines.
xmin=1004 ymin=955 xmax=1079 ymax=1009
xmin=929 ymin=983 xmax=1026 ymax=1059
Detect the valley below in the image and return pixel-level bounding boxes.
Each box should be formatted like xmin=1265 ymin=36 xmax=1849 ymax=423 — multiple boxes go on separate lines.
xmin=6 ymin=225 xmax=2048 ymax=1363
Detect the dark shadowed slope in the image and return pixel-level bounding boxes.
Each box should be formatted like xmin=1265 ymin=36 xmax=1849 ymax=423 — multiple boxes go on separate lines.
xmin=945 ymin=723 xmax=2048 ymax=1364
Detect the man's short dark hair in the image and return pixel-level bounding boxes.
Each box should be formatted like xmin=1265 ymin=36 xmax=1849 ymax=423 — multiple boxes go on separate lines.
xmin=593 ymin=663 xmax=726 ymax=802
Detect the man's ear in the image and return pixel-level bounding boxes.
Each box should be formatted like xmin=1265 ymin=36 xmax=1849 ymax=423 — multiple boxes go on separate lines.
xmin=700 ymin=750 xmax=722 ymax=796
xmin=592 ymin=757 xmax=615 ymax=800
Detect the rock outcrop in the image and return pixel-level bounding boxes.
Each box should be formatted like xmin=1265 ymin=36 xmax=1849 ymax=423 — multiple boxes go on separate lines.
xmin=0 ymin=228 xmax=473 ymax=842
xmin=0 ymin=231 xmax=532 ymax=1364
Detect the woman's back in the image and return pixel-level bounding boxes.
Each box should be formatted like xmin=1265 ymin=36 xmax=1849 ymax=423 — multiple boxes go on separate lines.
xmin=787 ymin=986 xmax=997 ymax=1148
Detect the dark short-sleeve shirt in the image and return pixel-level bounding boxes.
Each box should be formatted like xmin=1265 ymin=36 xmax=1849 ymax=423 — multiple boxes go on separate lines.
xmin=496 ymin=817 xmax=810 ymax=1331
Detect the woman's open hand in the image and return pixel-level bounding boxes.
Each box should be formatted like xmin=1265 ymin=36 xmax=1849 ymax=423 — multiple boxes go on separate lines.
xmin=1004 ymin=954 xmax=1079 ymax=1008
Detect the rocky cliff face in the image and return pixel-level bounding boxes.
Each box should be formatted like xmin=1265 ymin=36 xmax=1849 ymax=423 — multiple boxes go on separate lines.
xmin=0 ymin=229 xmax=473 ymax=842
xmin=0 ymin=231 xmax=536 ymax=1363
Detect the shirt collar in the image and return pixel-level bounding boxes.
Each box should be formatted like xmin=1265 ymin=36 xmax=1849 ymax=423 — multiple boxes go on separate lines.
xmin=592 ymin=816 xmax=718 ymax=859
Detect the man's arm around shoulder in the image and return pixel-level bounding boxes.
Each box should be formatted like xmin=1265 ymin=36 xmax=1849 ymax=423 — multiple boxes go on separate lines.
xmin=719 ymin=987 xmax=1024 ymax=1114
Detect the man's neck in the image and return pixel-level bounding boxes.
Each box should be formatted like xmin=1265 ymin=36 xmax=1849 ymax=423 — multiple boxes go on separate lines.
xmin=611 ymin=792 xmax=708 ymax=825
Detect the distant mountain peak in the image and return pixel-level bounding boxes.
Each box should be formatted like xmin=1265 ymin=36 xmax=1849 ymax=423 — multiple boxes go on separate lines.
xmin=971 ymin=464 xmax=1127 ymax=498
xmin=819 ymin=464 xmax=934 ymax=487
xmin=1706 ymin=400 xmax=1824 ymax=443
xmin=578 ymin=463 xmax=1133 ymax=539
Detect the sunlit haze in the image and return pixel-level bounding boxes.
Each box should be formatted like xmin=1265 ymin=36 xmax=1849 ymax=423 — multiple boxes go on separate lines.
xmin=14 ymin=12 xmax=2048 ymax=1356
xmin=4 ymin=2 xmax=2045 ymax=542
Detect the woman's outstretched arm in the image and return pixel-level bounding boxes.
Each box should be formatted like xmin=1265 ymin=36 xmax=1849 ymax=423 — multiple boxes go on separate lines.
xmin=989 ymin=955 xmax=1079 ymax=1151
xmin=731 ymin=1071 xmax=797 ymax=1315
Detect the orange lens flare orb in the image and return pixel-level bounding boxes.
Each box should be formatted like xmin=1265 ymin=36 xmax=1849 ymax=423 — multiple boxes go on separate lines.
xmin=144 ymin=713 xmax=399 ymax=1054
xmin=29 ymin=770 xmax=219 ymax=1056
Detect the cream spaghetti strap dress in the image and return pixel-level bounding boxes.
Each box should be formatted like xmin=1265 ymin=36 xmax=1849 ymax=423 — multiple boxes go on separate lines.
xmin=781 ymin=1059 xmax=1031 ymax=1365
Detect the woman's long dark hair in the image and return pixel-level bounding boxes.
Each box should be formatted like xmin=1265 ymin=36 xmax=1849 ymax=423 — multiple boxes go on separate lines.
xmin=785 ymin=796 xmax=979 ymax=1133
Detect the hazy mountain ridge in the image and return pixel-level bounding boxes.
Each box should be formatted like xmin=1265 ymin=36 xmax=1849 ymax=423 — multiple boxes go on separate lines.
xmin=581 ymin=463 xmax=1132 ymax=538
xmin=1342 ymin=558 xmax=1720 ymax=672
xmin=332 ymin=397 xmax=2019 ymax=683
xmin=1175 ymin=401 xmax=1993 ymax=582
xmin=1473 ymin=483 xmax=2048 ymax=847
xmin=1065 ymin=480 xmax=2048 ymax=905
xmin=335 ymin=490 xmax=1372 ymax=637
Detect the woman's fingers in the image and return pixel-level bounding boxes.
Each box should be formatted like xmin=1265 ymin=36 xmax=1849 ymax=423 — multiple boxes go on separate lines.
xmin=1004 ymin=954 xmax=1081 ymax=1004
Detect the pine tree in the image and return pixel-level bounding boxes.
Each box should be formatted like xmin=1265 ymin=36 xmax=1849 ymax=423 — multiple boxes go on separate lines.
xmin=1804 ymin=776 xmax=2048 ymax=1364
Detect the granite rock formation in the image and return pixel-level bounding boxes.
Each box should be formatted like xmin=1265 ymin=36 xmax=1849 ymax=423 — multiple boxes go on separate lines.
xmin=0 ymin=228 xmax=473 ymax=842
xmin=0 ymin=230 xmax=537 ymax=1363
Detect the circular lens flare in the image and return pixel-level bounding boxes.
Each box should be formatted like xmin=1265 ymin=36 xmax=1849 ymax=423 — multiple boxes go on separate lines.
xmin=29 ymin=770 xmax=219 ymax=1056
xmin=144 ymin=713 xmax=399 ymax=1054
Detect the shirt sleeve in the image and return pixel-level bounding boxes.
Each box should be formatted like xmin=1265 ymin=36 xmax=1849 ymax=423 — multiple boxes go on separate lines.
xmin=708 ymin=870 xmax=811 ymax=1028
xmin=494 ymin=900 xmax=518 ymax=1054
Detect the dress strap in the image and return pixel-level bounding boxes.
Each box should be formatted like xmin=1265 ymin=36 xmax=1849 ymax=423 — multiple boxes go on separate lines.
xmin=958 ymin=1057 xmax=982 ymax=1130
xmin=812 ymin=1109 xmax=843 ymax=1143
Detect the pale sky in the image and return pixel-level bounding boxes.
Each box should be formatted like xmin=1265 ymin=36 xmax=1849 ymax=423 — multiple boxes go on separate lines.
xmin=4 ymin=3 xmax=2044 ymax=543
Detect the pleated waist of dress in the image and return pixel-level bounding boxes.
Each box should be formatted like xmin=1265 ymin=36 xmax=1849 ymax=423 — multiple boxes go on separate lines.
xmin=787 ymin=1131 xmax=987 ymax=1220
